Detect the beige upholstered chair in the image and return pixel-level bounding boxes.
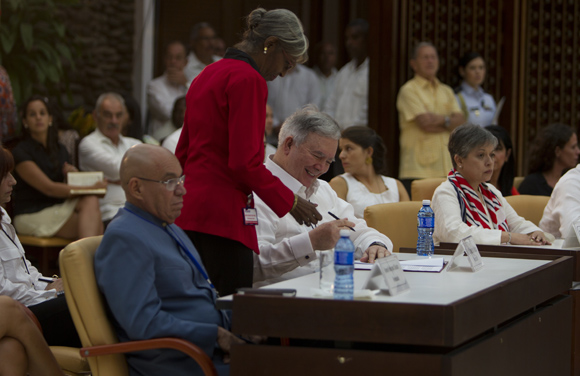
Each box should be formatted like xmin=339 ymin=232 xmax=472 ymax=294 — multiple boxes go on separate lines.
xmin=505 ymin=194 xmax=550 ymax=226
xmin=364 ymin=201 xmax=422 ymax=252
xmin=59 ymin=236 xmax=217 ymax=376
xmin=410 ymin=178 xmax=446 ymax=202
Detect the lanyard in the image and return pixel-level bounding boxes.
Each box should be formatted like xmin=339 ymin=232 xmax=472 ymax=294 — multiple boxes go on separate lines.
xmin=1 ymin=225 xmax=32 ymax=276
xmin=123 ymin=207 xmax=217 ymax=294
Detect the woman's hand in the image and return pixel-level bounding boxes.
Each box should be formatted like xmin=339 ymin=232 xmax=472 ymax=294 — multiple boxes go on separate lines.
xmin=509 ymin=231 xmax=551 ymax=246
xmin=92 ymin=180 xmax=108 ymax=190
xmin=45 ymin=279 xmax=64 ymax=293
xmin=62 ymin=162 xmax=78 ymax=176
xmin=289 ymin=195 xmax=322 ymax=227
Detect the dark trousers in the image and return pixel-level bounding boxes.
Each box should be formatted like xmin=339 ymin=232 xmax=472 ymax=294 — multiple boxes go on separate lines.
xmin=28 ymin=294 xmax=81 ymax=347
xmin=185 ymin=231 xmax=254 ymax=297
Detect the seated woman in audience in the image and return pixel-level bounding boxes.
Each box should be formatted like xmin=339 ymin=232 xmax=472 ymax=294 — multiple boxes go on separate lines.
xmin=0 ymin=147 xmax=80 ymax=347
xmin=432 ymin=124 xmax=551 ymax=245
xmin=454 ymin=52 xmax=497 ymax=126
xmin=0 ymin=296 xmax=64 ymax=376
xmin=329 ymin=126 xmax=409 ymax=218
xmin=485 ymin=125 xmax=518 ymax=196
xmin=519 ymin=123 xmax=579 ymax=196
xmin=12 ymin=95 xmax=105 ymax=239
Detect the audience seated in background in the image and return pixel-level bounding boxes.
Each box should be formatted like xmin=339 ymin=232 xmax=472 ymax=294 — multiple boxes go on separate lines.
xmin=263 ymin=105 xmax=277 ymax=161
xmin=213 ymin=37 xmax=226 ymax=57
xmin=0 ymin=147 xmax=80 ymax=347
xmin=396 ymin=41 xmax=465 ymax=195
xmin=454 ymin=52 xmax=497 ymax=127
xmin=485 ymin=125 xmax=518 ymax=196
xmin=519 ymin=123 xmax=579 ymax=196
xmin=161 ymin=96 xmax=187 ymax=154
xmin=329 ymin=126 xmax=409 ymax=219
xmin=95 ymin=144 xmax=247 ymax=376
xmin=147 ymin=41 xmax=189 ymax=140
xmin=184 ymin=22 xmax=221 ymax=82
xmin=540 ymin=163 xmax=580 ymax=239
xmin=311 ymin=41 xmax=338 ymax=110
xmin=432 ymin=124 xmax=551 ymax=246
xmin=121 ymin=92 xmax=144 ymax=141
xmin=264 ymin=104 xmax=277 ymax=147
xmin=254 ymin=107 xmax=392 ymax=286
xmin=324 ymin=19 xmax=369 ymax=129
xmin=79 ymin=93 xmax=142 ymax=226
xmin=12 ymin=95 xmax=104 ymax=239
xmin=0 ymin=295 xmax=64 ymax=376
xmin=266 ymin=63 xmax=320 ymax=129
xmin=0 ymin=65 xmax=19 ymax=144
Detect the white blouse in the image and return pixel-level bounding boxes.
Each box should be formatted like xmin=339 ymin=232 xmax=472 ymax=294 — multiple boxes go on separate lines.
xmin=431 ymin=180 xmax=540 ymax=245
xmin=0 ymin=207 xmax=56 ymax=306
xmin=341 ymin=173 xmax=401 ymax=218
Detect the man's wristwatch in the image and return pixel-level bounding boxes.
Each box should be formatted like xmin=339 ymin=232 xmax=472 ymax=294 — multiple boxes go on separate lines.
xmin=444 ymin=115 xmax=451 ymax=128
xmin=370 ymin=241 xmax=388 ymax=249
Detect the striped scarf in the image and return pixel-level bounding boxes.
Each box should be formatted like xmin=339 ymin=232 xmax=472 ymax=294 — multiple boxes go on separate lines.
xmin=447 ymin=169 xmax=509 ymax=232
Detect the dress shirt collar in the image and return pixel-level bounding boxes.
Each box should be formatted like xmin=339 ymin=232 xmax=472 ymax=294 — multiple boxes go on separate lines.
xmin=352 ymin=57 xmax=369 ymax=71
xmin=460 ymin=81 xmax=484 ymax=98
xmin=224 ymin=48 xmax=260 ymax=75
xmin=123 ymin=202 xmax=169 ymax=228
xmin=1 ymin=207 xmax=11 ymax=225
xmin=93 ymin=127 xmax=126 ymax=147
xmin=413 ymin=73 xmax=442 ymax=89
xmin=265 ymin=156 xmax=320 ymax=199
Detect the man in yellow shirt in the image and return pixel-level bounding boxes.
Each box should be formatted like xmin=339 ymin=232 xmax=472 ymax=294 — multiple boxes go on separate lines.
xmin=396 ymin=42 xmax=465 ymax=194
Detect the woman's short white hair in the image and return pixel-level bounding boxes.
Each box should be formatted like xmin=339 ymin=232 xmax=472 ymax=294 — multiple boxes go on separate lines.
xmin=278 ymin=105 xmax=341 ymax=146
xmin=241 ymin=7 xmax=309 ymax=64
xmin=448 ymin=124 xmax=498 ymax=168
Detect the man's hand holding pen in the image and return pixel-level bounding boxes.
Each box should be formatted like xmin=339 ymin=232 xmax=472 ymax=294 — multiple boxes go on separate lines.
xmin=308 ymin=219 xmax=356 ymax=250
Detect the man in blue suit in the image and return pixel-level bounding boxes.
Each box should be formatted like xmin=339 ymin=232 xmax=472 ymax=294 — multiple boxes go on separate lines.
xmin=95 ymin=144 xmax=243 ymax=376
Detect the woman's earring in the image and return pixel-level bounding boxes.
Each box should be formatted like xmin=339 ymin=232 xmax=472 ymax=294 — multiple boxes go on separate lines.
xmin=49 ymin=122 xmax=53 ymax=127
xmin=264 ymin=47 xmax=268 ymax=54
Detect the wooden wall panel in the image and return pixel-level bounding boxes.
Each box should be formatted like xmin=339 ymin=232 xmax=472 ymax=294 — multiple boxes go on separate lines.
xmin=521 ymin=0 xmax=580 ymax=172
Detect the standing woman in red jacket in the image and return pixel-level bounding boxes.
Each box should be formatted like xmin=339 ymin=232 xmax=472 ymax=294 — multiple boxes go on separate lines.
xmin=175 ymin=8 xmax=321 ymax=296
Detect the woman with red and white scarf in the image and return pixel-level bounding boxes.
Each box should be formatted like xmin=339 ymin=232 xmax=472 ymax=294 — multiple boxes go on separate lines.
xmin=432 ymin=124 xmax=552 ymax=245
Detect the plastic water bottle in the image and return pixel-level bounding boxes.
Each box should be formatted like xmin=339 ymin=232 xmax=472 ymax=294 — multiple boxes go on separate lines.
xmin=334 ymin=230 xmax=355 ymax=300
xmin=417 ymin=199 xmax=435 ymax=257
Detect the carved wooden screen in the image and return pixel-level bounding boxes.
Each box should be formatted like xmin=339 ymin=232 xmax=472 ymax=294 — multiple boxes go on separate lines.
xmin=522 ymin=0 xmax=580 ymax=171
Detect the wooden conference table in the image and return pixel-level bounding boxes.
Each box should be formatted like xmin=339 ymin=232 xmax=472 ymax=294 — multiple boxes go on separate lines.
xmin=226 ymin=251 xmax=573 ymax=376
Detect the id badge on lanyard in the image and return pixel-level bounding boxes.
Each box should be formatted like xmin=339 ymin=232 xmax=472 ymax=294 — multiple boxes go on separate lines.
xmin=243 ymin=193 xmax=258 ymax=225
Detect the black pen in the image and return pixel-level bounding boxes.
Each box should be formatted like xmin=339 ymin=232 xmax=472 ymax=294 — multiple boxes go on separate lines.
xmin=328 ymin=211 xmax=355 ymax=231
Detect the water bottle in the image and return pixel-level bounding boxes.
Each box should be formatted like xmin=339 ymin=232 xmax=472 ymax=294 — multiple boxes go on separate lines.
xmin=417 ymin=199 xmax=435 ymax=256
xmin=334 ymin=230 xmax=355 ymax=300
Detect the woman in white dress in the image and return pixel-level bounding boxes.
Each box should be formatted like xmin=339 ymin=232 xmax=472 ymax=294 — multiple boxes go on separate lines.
xmin=329 ymin=126 xmax=409 ymax=218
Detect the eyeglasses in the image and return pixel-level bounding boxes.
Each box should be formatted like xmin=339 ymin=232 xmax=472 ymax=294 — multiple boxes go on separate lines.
xmin=136 ymin=175 xmax=185 ymax=191
xmin=282 ymin=49 xmax=297 ymax=71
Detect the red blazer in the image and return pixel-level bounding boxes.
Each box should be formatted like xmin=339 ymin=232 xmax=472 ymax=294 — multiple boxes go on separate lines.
xmin=175 ymin=50 xmax=294 ymax=253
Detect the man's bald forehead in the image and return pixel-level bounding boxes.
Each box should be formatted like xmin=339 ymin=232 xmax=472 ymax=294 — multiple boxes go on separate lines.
xmin=120 ymin=144 xmax=176 ymax=186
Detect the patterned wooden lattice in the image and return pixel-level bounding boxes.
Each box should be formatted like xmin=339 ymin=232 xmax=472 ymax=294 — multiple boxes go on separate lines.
xmin=405 ymin=0 xmax=502 ymax=98
xmin=524 ymin=0 xmax=580 ymax=141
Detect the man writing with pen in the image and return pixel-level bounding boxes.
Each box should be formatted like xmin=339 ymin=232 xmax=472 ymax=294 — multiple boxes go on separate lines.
xmin=253 ymin=106 xmax=393 ymax=286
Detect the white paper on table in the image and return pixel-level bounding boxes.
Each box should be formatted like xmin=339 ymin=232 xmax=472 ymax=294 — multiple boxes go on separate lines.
xmin=354 ymin=261 xmax=374 ymax=270
xmin=399 ymin=257 xmax=445 ymax=272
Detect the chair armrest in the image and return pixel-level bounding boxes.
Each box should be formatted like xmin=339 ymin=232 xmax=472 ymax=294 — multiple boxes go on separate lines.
xmin=80 ymin=337 xmax=217 ymax=376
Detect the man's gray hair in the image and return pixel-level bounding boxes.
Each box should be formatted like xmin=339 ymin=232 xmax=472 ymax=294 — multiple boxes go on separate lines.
xmin=95 ymin=92 xmax=126 ymax=112
xmin=448 ymin=124 xmax=498 ymax=168
xmin=189 ymin=22 xmax=214 ymax=42
xmin=411 ymin=41 xmax=437 ymax=60
xmin=278 ymin=105 xmax=341 ymax=146
xmin=240 ymin=8 xmax=309 ymax=64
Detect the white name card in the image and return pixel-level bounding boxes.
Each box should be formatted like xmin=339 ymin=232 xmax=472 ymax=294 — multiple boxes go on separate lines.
xmin=362 ymin=255 xmax=410 ymax=296
xmin=447 ymin=236 xmax=484 ymax=272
